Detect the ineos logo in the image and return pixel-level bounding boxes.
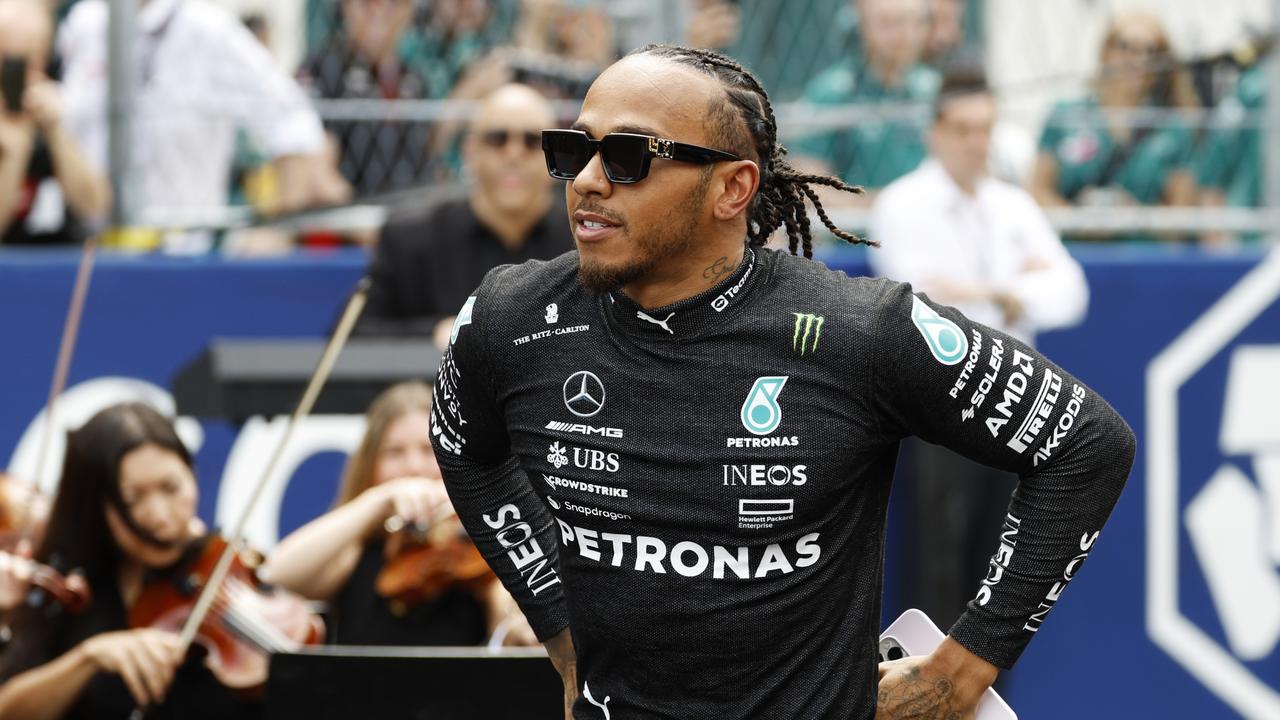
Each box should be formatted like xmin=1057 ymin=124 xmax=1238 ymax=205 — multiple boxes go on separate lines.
xmin=563 ymin=371 xmax=606 ymax=418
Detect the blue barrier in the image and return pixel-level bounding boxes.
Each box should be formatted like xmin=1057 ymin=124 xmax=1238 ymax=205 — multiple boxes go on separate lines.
xmin=0 ymin=245 xmax=1275 ymax=718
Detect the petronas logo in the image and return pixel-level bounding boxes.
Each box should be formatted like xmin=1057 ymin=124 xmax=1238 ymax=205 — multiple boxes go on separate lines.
xmin=910 ymin=296 xmax=967 ymax=365
xmin=792 ymin=313 xmax=824 ymax=355
xmin=741 ymin=376 xmax=788 ymax=435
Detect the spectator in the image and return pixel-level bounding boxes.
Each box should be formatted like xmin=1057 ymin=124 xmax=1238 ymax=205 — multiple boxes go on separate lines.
xmin=423 ymin=0 xmax=621 ymax=175
xmin=0 ymin=0 xmax=108 ymax=245
xmin=1194 ymin=62 xmax=1263 ymax=246
xmin=869 ymin=66 xmax=1089 ymax=632
xmin=58 ymin=0 xmax=350 ymax=252
xmin=355 ymin=83 xmax=571 ymax=346
xmin=300 ymin=0 xmax=440 ymax=196
xmin=685 ymin=0 xmax=741 ymax=52
xmin=1029 ymin=10 xmax=1199 ymax=243
xmin=923 ymin=0 xmax=967 ymax=67
xmin=794 ymin=0 xmax=939 ymax=200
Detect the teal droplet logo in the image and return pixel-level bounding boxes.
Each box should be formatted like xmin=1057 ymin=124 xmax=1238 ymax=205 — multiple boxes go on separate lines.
xmin=910 ymin=296 xmax=968 ymax=366
xmin=741 ymin=376 xmax=788 ymax=435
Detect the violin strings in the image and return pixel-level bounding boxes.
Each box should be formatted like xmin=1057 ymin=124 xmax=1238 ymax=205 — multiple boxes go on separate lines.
xmin=201 ymin=580 xmax=299 ymax=654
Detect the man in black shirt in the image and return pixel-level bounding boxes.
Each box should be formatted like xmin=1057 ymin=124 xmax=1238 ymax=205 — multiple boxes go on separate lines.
xmin=432 ymin=45 xmax=1134 ymax=719
xmin=356 ymin=83 xmax=572 ymax=346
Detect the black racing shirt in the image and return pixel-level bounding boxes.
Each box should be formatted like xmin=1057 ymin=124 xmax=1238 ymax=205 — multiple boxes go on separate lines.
xmin=431 ymin=245 xmax=1134 ymax=720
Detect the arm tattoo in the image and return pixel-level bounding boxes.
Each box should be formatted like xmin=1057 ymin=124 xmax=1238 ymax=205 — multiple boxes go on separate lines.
xmin=877 ymin=667 xmax=963 ymax=720
xmin=703 ymin=256 xmax=730 ymax=280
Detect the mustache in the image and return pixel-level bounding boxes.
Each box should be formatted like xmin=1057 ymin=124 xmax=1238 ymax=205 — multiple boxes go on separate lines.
xmin=572 ymin=201 xmax=626 ymax=227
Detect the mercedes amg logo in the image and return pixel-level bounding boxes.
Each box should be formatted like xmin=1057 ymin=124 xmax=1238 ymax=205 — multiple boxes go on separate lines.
xmin=563 ymin=371 xmax=606 ymax=417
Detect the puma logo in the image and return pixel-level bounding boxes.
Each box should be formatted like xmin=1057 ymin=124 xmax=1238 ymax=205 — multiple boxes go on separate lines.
xmin=636 ymin=310 xmax=675 ymax=335
xmin=583 ymin=682 xmax=611 ymax=719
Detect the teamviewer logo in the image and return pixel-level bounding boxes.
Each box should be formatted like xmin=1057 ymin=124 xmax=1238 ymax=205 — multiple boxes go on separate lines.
xmin=1147 ymin=250 xmax=1280 ymax=719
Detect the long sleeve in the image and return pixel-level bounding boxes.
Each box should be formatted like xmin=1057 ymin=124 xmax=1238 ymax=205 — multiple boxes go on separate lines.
xmin=1004 ymin=192 xmax=1089 ymax=332
xmin=430 ymin=272 xmax=570 ymax=641
xmin=868 ymin=282 xmax=1134 ymax=668
xmin=209 ymin=10 xmax=325 ymax=159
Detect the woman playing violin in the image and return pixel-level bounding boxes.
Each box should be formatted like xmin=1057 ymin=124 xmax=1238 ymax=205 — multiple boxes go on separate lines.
xmin=261 ymin=381 xmax=535 ymax=647
xmin=0 ymin=402 xmax=261 ymax=719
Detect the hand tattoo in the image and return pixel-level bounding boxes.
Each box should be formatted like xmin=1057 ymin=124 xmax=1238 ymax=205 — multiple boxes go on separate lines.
xmin=877 ymin=667 xmax=963 ymax=720
xmin=703 ymin=256 xmax=730 ymax=280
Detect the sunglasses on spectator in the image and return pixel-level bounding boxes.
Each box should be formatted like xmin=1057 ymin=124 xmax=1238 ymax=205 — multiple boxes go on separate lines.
xmin=541 ymin=129 xmax=741 ymax=184
xmin=478 ymin=129 xmax=542 ymax=151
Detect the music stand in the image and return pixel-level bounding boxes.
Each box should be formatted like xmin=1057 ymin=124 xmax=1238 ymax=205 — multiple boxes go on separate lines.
xmin=265 ymin=645 xmax=562 ymax=719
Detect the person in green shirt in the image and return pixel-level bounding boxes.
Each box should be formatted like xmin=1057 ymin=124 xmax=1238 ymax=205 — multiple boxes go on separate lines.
xmin=1030 ymin=10 xmax=1199 ymax=243
xmin=1194 ymin=63 xmax=1263 ymax=246
xmin=792 ymin=0 xmax=940 ymax=199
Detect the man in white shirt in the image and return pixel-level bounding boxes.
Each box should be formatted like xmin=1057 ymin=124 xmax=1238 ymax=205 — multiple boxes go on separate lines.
xmin=58 ymin=0 xmax=349 ymax=251
xmin=869 ymin=65 xmax=1089 ymax=636
xmin=869 ymin=67 xmax=1087 ymax=344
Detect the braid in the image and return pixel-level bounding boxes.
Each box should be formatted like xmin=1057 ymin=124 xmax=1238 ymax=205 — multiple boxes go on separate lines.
xmin=634 ymin=44 xmax=875 ymax=258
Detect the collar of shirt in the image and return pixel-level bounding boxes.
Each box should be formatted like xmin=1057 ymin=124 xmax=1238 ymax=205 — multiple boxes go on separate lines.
xmin=605 ymin=245 xmax=761 ymax=341
xmin=917 ymin=158 xmax=996 ymax=212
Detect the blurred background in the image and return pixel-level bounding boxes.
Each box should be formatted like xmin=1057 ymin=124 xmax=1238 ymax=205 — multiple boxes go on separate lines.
xmin=1 ymin=0 xmax=1278 ymax=717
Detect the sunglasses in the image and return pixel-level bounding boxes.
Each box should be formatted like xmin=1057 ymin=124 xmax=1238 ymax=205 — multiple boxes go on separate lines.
xmin=478 ymin=129 xmax=542 ymax=151
xmin=542 ymin=129 xmax=741 ymax=184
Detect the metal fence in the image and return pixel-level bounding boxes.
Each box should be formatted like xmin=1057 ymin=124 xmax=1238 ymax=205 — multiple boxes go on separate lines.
xmin=89 ymin=0 xmax=1280 ymax=247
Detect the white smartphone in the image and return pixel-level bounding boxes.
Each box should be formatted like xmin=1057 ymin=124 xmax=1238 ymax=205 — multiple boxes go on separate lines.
xmin=879 ymin=609 xmax=1017 ymax=720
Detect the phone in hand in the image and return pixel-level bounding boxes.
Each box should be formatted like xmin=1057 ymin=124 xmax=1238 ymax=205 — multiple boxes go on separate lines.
xmin=1 ymin=55 xmax=26 ymax=113
xmin=879 ymin=609 xmax=1018 ymax=720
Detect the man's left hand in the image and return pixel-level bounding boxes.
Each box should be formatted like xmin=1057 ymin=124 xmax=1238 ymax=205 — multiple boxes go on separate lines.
xmin=875 ymin=637 xmax=997 ymax=720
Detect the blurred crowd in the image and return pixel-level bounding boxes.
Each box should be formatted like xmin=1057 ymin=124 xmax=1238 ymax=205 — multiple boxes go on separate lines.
xmin=0 ymin=0 xmax=1273 ymax=254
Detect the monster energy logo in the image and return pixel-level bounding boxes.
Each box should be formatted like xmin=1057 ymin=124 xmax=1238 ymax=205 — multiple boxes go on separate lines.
xmin=792 ymin=313 xmax=824 ymax=355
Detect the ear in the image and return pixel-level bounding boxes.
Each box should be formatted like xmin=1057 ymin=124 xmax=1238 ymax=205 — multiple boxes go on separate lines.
xmin=712 ymin=160 xmax=761 ymax=222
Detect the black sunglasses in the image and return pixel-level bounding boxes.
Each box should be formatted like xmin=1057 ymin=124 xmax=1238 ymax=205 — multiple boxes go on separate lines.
xmin=542 ymin=129 xmax=741 ymax=184
xmin=478 ymin=129 xmax=542 ymax=151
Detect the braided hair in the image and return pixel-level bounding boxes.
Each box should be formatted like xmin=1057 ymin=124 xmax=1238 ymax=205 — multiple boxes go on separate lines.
xmin=634 ymin=44 xmax=873 ymax=257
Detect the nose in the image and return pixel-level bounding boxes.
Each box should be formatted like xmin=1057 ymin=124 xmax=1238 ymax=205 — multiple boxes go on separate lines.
xmin=132 ymin=493 xmax=176 ymax=536
xmin=571 ymin=149 xmax=612 ymax=198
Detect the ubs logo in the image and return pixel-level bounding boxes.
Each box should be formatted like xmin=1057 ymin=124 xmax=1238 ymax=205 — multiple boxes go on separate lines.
xmin=563 ymin=371 xmax=605 ymax=418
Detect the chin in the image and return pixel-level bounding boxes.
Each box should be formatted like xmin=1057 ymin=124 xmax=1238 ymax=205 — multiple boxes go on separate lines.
xmin=137 ymin=545 xmax=185 ymax=569
xmin=576 ymin=254 xmax=649 ymax=294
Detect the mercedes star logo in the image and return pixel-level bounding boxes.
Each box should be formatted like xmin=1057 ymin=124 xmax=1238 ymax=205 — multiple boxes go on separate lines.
xmin=563 ymin=371 xmax=606 ymax=417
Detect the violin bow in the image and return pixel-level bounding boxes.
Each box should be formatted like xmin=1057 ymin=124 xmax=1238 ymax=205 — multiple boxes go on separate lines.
xmin=21 ymin=236 xmax=99 ymax=547
xmin=173 ymin=277 xmax=370 ymax=654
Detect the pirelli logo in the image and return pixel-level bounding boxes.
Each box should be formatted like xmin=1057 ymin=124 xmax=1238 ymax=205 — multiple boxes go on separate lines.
xmin=792 ymin=312 xmax=824 ymax=355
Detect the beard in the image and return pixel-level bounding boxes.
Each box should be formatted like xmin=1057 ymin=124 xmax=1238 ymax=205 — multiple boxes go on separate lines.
xmin=576 ymin=171 xmax=710 ymax=294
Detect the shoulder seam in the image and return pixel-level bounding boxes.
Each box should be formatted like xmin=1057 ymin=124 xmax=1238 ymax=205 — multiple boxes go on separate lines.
xmin=866 ymin=281 xmax=898 ymax=440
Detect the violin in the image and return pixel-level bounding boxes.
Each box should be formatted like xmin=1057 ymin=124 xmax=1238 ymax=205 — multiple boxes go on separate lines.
xmin=0 ymin=471 xmax=91 ymax=615
xmin=0 ymin=471 xmax=49 ymax=552
xmin=375 ymin=508 xmax=496 ymax=615
xmin=128 ymin=533 xmax=324 ymax=691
